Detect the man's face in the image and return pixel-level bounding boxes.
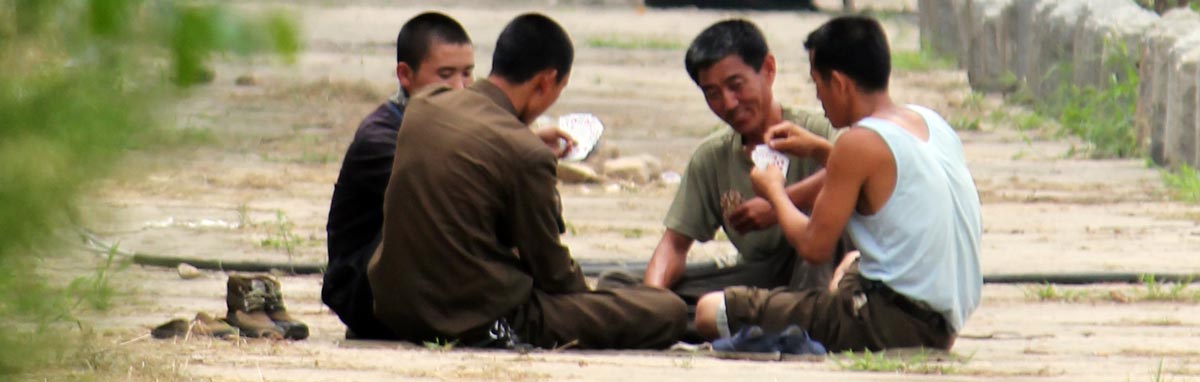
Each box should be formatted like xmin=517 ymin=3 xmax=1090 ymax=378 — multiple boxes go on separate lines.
xmin=811 ymin=52 xmax=859 ymax=129
xmin=696 ymin=54 xmax=775 ymax=137
xmin=806 ymin=62 xmax=844 ymax=128
xmin=399 ymin=41 xmax=475 ymax=93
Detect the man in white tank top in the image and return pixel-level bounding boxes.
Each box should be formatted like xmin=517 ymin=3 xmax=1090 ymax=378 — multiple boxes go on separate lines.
xmin=692 ymin=15 xmax=982 ymax=352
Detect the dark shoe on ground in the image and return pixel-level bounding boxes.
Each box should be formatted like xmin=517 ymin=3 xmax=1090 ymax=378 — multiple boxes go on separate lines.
xmin=712 ymin=325 xmax=778 ymax=353
xmin=266 ymin=308 xmax=308 ymax=340
xmin=226 ymin=274 xmax=286 ymax=339
xmin=256 ymin=274 xmax=310 ymax=340
xmin=194 ymin=312 xmax=238 ymax=339
xmin=777 ymin=325 xmax=826 ymax=356
xmin=151 ymin=313 xmax=241 ymax=339
xmin=461 ymin=318 xmax=529 ymax=350
xmin=151 ymin=318 xmax=189 ymax=339
xmin=227 ymin=309 xmax=284 ymax=339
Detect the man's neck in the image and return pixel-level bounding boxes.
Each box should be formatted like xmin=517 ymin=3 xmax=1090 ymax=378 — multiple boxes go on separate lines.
xmin=486 ymin=76 xmax=531 ymax=123
xmin=389 ymin=87 xmax=410 ymax=107
xmin=742 ymin=102 xmax=783 ymax=147
xmin=848 ymin=91 xmax=896 ymax=125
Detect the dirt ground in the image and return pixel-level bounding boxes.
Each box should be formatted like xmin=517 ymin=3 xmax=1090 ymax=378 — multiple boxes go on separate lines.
xmin=60 ymin=1 xmax=1200 ymax=381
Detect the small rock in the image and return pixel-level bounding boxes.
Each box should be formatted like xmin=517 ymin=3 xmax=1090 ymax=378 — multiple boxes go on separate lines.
xmin=177 ymin=263 xmax=202 ymax=280
xmin=1109 ymin=290 xmax=1130 ymax=304
xmin=604 ymin=183 xmax=622 ymax=194
xmin=557 ymin=162 xmax=602 ymax=183
xmin=603 ymin=155 xmax=660 ymax=184
xmin=627 ymin=154 xmax=662 ymax=175
xmin=583 ymin=142 xmax=620 ymax=168
xmin=235 ymin=75 xmax=258 ymax=87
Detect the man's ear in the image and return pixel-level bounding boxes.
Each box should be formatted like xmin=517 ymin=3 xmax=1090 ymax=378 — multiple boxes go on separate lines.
xmin=761 ymin=53 xmax=777 ymax=86
xmin=397 ymin=62 xmax=415 ymax=92
xmin=535 ymin=69 xmax=559 ymax=95
xmin=831 ymin=70 xmax=852 ymax=95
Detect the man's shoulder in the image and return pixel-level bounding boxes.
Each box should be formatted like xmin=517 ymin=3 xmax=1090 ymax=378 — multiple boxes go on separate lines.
xmin=408 ymin=85 xmax=541 ymax=162
xmin=411 ymin=84 xmax=456 ymax=102
xmin=829 ymin=127 xmax=891 ymax=171
xmin=691 ymin=128 xmax=737 ymax=159
xmin=351 ymin=103 xmax=401 ymax=144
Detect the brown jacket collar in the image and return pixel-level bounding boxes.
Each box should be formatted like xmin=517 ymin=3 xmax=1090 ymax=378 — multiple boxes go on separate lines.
xmin=471 ymin=80 xmax=519 ymax=120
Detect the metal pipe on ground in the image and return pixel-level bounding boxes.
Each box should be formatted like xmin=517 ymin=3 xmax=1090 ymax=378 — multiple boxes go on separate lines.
xmin=81 ymin=229 xmax=1198 ymax=285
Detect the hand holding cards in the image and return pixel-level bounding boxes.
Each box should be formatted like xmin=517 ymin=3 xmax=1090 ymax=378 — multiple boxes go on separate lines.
xmin=556 ymin=113 xmax=605 ymax=162
xmin=750 ymin=144 xmax=789 ymax=174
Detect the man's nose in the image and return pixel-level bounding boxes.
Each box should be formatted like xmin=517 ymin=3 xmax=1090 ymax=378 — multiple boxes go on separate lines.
xmin=722 ymin=89 xmax=739 ymax=110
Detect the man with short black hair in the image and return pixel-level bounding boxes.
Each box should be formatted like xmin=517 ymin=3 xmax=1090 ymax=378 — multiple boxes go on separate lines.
xmin=323 ymin=12 xmax=475 ymax=340
xmin=694 ymin=16 xmax=982 ymax=352
xmin=368 ymin=13 xmax=686 ymax=350
xmin=643 ymin=19 xmax=844 ymax=314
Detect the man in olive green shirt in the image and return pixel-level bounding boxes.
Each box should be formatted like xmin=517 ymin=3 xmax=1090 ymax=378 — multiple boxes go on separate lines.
xmin=643 ymin=19 xmax=845 ymax=309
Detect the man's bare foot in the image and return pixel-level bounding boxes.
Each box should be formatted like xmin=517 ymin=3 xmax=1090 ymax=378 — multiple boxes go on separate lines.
xmin=829 ymin=251 xmax=860 ymax=292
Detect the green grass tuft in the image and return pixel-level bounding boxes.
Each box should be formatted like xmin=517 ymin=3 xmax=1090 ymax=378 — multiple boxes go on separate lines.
xmin=891 ymin=49 xmax=956 ymax=72
xmin=587 ymin=36 xmax=682 ymax=51
xmin=1162 ymin=165 xmax=1200 ymax=203
xmin=834 ymin=349 xmax=968 ymax=374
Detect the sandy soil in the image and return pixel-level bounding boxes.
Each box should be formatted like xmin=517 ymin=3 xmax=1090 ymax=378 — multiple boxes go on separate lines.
xmin=61 ymin=2 xmax=1200 ymax=381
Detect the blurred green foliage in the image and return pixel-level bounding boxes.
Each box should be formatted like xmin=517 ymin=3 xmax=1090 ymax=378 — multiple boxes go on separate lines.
xmin=1047 ymin=40 xmax=1140 ymax=158
xmin=0 ymin=0 xmax=297 ymax=379
xmin=891 ymin=48 xmax=956 ymax=72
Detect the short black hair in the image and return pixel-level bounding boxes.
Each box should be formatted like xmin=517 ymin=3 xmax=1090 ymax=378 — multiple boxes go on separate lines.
xmin=396 ymin=12 xmax=471 ymax=72
xmin=490 ymin=13 xmax=574 ymax=84
xmin=684 ymin=19 xmax=769 ymax=84
xmin=804 ymin=16 xmax=891 ymax=92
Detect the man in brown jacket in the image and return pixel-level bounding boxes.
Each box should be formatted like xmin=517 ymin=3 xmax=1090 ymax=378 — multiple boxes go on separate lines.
xmin=368 ymin=13 xmax=687 ymax=350
xmin=324 ymin=12 xmax=474 ymax=341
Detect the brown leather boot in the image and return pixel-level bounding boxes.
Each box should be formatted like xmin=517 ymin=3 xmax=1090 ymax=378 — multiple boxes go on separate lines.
xmin=226 ymin=274 xmax=285 ymax=339
xmin=193 ymin=312 xmax=238 ymax=339
xmin=256 ymin=274 xmax=310 ymax=340
xmin=151 ymin=318 xmax=189 ymax=339
xmin=150 ymin=313 xmax=239 ymax=339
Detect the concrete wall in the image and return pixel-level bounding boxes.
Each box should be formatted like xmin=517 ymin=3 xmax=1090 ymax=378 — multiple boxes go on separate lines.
xmin=920 ymin=0 xmax=1200 ymax=168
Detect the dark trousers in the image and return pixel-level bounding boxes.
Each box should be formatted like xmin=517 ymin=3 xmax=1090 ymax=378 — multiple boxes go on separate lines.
xmin=673 ymin=232 xmax=853 ymax=307
xmin=513 ymin=285 xmax=688 ymax=349
xmin=321 ymin=240 xmax=396 ymax=340
xmin=672 ymin=251 xmax=835 ymax=306
xmin=400 ymin=284 xmax=688 ymax=350
xmin=722 ymin=261 xmax=953 ymax=352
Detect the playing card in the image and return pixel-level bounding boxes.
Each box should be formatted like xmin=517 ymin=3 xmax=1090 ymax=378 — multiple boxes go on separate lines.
xmin=557 ymin=113 xmax=605 ymax=162
xmin=751 ymin=144 xmax=790 ymax=174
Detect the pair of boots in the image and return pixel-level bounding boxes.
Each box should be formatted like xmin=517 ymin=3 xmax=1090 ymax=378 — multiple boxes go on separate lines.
xmin=225 ymin=274 xmax=309 ymax=340
xmin=151 ymin=312 xmax=238 ymax=339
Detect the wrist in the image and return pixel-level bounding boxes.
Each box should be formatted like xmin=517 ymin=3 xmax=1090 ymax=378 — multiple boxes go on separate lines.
xmin=814 ymin=142 xmax=833 ymax=165
xmin=766 ymin=187 xmax=790 ymax=206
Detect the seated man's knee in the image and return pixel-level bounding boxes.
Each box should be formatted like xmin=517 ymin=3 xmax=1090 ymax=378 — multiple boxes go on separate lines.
xmin=694 ymin=291 xmax=725 ymax=340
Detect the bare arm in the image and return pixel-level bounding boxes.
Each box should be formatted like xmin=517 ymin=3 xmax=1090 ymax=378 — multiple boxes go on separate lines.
xmin=784 ymin=169 xmax=826 ymax=212
xmin=643 ymin=229 xmax=694 ymax=289
xmin=719 ymin=121 xmax=831 ymax=233
xmin=727 ymin=170 xmax=826 ymax=234
xmin=752 ymin=128 xmax=884 ymax=264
